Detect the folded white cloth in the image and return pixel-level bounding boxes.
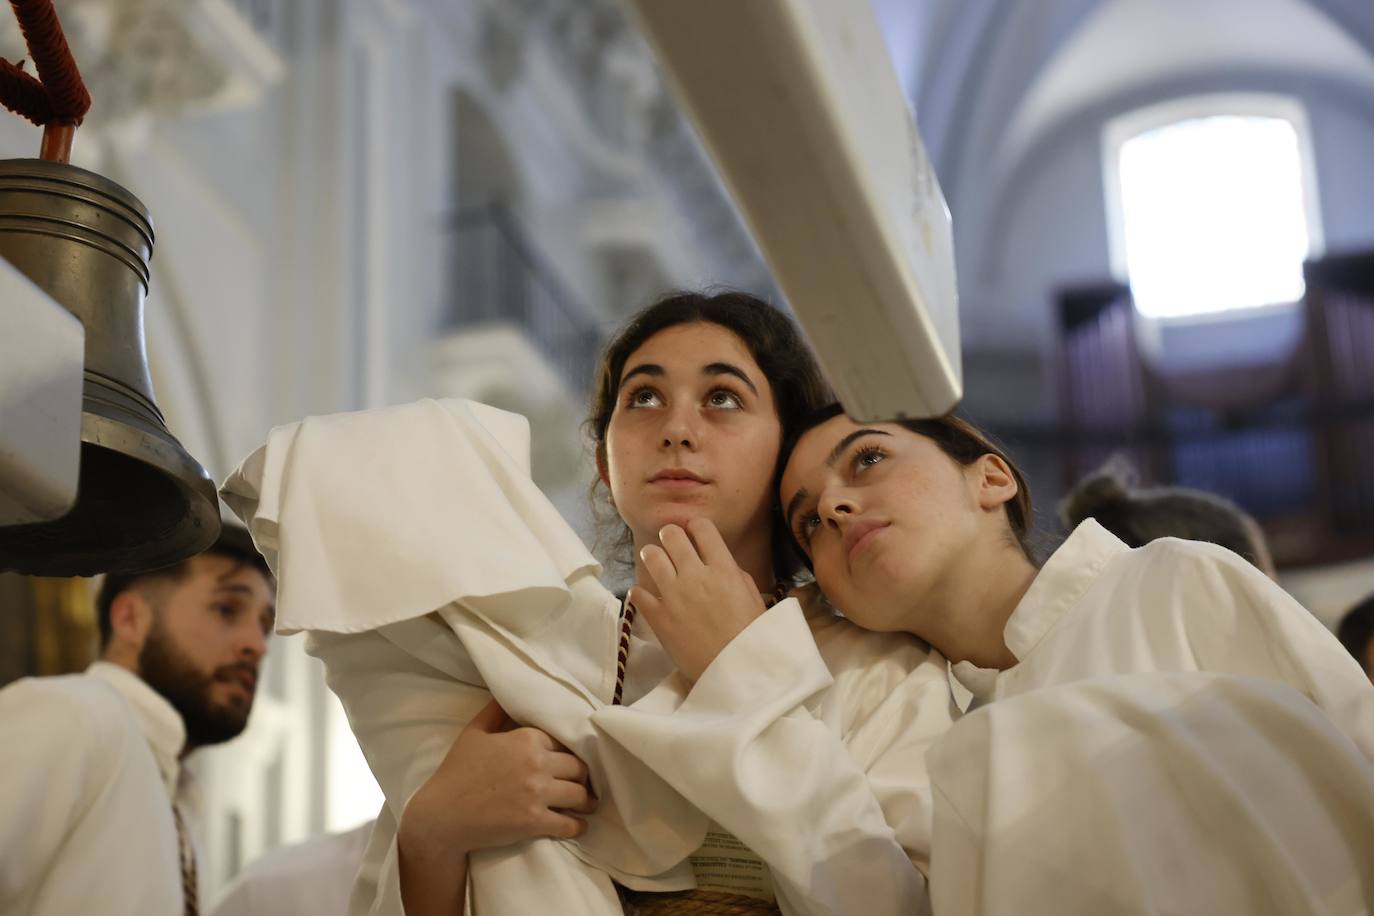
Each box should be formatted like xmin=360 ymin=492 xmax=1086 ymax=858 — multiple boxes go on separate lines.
xmin=221 ymin=398 xmax=707 ymax=899
xmin=221 ymin=398 xmax=599 ymax=638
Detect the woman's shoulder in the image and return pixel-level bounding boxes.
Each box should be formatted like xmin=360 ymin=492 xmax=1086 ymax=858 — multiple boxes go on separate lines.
xmin=788 ymin=584 xmax=955 ymax=738
xmin=792 ymin=582 xmax=945 ymax=675
xmin=1093 ymin=533 xmax=1297 ymax=638
xmin=1113 ymin=534 xmax=1265 ymax=592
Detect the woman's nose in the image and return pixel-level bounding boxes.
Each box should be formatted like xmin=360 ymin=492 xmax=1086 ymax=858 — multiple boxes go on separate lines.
xmin=818 ymin=488 xmax=857 ymax=529
xmin=660 ymin=406 xmax=699 ymax=449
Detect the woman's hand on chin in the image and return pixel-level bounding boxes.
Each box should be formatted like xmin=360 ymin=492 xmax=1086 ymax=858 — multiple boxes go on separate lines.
xmin=632 ymin=518 xmax=769 ymax=683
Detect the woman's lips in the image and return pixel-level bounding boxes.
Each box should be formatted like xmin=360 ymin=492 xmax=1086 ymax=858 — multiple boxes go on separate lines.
xmin=650 ymin=471 xmax=708 ymax=489
xmin=846 ymin=522 xmax=889 ymax=563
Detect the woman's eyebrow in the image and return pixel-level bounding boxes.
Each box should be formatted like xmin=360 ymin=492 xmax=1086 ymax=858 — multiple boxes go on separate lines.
xmin=826 ymin=429 xmax=892 ymax=466
xmin=619 ymin=363 xmax=663 ymax=390
xmin=702 ymin=362 xmax=759 ymax=395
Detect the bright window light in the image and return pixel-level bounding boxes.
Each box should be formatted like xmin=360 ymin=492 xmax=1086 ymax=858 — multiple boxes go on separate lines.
xmin=1115 ymin=114 xmax=1313 ymax=319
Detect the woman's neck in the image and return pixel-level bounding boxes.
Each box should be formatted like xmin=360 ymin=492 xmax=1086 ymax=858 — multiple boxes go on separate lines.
xmin=917 ymin=539 xmax=1038 ymax=670
xmin=630 ymin=527 xmax=776 ymax=597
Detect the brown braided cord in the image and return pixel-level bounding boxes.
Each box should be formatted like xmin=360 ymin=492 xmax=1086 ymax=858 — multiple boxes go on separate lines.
xmin=0 ymin=0 xmax=90 ymax=129
xmin=619 ymin=888 xmax=781 ymax=916
xmin=171 ymin=803 xmax=200 ymax=916
xmin=611 ymin=596 xmax=637 ymax=706
xmin=6 ymin=0 xmax=89 ymax=123
xmin=0 ymin=58 xmax=51 ymax=123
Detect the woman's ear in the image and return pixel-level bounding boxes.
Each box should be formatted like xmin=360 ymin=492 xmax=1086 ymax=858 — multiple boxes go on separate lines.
xmin=974 ymin=454 xmax=1019 ymax=512
xmin=595 ymin=445 xmax=610 ymax=489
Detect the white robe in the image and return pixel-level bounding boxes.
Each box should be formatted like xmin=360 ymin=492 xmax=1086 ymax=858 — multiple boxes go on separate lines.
xmin=0 ymin=662 xmax=187 ymax=916
xmin=221 ymin=398 xmax=956 ymax=916
xmin=928 ymin=521 xmax=1374 ymax=915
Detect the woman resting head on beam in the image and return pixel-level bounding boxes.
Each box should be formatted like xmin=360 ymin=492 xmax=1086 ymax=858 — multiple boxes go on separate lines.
xmin=755 ymin=402 xmax=1374 ymax=914
xmin=373 ymin=293 xmax=958 ymax=916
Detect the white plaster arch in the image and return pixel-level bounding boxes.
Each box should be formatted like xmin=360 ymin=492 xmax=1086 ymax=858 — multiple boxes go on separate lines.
xmin=999 ymin=0 xmax=1374 ymax=195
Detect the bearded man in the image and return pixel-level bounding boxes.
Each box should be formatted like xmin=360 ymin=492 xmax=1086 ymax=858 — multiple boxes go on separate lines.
xmin=0 ymin=525 xmax=275 ymax=916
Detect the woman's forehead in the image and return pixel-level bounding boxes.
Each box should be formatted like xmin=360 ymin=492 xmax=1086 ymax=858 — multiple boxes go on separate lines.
xmin=786 ymin=415 xmax=921 ymax=476
xmin=784 ymin=414 xmax=862 ymax=480
xmin=624 ymin=322 xmax=758 ymax=371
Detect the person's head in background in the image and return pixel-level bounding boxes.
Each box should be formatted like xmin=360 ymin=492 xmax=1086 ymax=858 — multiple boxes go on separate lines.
xmin=1336 ymin=595 xmax=1374 ymax=684
xmin=1059 ymin=458 xmax=1277 ymax=579
xmin=587 ymin=290 xmax=832 ymax=591
xmin=98 ymin=524 xmax=275 ymax=752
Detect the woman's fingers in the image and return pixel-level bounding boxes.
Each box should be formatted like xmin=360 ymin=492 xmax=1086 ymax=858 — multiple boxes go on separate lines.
xmin=540 ymin=810 xmax=588 ymax=840
xmin=466 ymin=698 xmax=513 ymax=734
xmin=626 ymin=584 xmax=658 ymax=614
xmin=546 ymin=748 xmax=591 ymax=784
xmin=657 ymin=524 xmax=706 ymax=573
xmin=639 ymin=543 xmax=678 ymax=586
xmin=546 ymin=777 xmax=597 ymax=814
xmin=505 ymin=725 xmax=557 ymax=755
xmin=684 ymin=517 xmax=734 ymax=568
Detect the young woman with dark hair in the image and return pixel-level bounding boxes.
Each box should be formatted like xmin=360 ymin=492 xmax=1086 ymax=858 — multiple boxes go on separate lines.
xmin=762 ymin=405 xmax=1374 ymax=915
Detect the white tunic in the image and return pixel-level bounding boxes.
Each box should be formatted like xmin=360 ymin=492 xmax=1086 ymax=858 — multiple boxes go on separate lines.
xmin=0 ymin=661 xmax=186 ymax=916
xmin=221 ymin=398 xmax=956 ymax=916
xmin=928 ymin=521 xmax=1374 ymax=915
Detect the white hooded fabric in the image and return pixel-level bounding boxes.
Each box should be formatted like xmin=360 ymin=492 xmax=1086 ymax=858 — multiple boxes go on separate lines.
xmin=221 ymin=398 xmax=956 ymax=916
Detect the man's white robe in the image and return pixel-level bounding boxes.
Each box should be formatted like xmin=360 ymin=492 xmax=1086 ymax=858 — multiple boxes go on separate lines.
xmin=0 ymin=662 xmax=187 ymax=916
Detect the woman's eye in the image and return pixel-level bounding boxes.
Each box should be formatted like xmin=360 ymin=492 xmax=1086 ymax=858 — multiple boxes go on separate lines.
xmin=798 ymin=512 xmax=821 ymax=543
xmin=706 ymin=389 xmax=742 ymax=409
xmin=853 ymin=446 xmax=885 ymax=472
xmin=627 ymin=387 xmax=663 ymax=408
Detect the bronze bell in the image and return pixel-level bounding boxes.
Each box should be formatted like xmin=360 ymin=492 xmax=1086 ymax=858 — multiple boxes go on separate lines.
xmin=0 ymin=159 xmax=220 ymax=576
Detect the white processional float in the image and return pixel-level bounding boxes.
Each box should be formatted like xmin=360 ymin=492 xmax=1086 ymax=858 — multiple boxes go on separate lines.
xmin=624 ymin=0 xmax=962 ymax=421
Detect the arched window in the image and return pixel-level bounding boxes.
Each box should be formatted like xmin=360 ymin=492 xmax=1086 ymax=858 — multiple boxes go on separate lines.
xmin=1102 ymin=94 xmax=1323 ymax=319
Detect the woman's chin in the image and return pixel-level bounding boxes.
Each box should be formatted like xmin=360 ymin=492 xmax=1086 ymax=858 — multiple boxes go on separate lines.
xmin=654 ymin=508 xmax=708 ymax=530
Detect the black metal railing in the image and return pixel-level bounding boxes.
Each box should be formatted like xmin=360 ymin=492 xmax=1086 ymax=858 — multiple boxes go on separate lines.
xmin=444 ymin=201 xmax=604 ymax=392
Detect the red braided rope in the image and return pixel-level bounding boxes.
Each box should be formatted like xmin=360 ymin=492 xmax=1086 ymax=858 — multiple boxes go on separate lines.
xmin=0 ymin=0 xmax=90 ymax=128
xmin=0 ymin=58 xmax=52 ymax=124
